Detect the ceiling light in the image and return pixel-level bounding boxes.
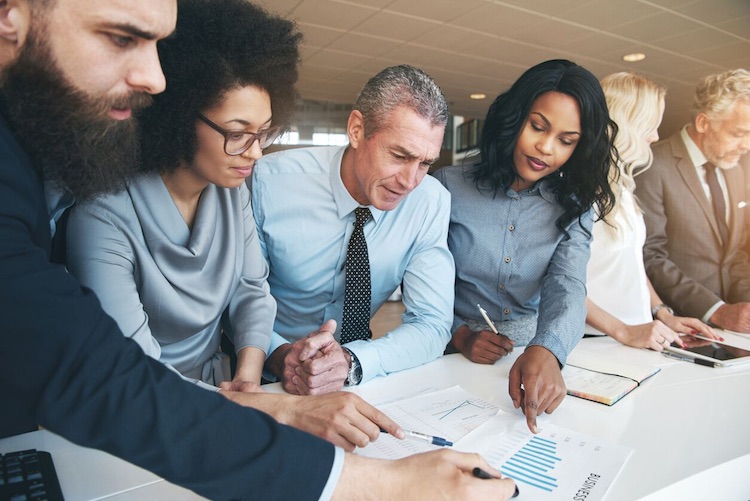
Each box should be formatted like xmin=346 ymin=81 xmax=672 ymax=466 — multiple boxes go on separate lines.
xmin=470 ymin=93 xmax=486 ymax=100
xmin=622 ymin=53 xmax=646 ymax=62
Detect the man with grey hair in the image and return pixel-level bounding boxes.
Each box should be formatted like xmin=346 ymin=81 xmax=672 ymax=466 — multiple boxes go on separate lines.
xmin=636 ymin=68 xmax=750 ymax=333
xmin=250 ymin=65 xmax=455 ymax=393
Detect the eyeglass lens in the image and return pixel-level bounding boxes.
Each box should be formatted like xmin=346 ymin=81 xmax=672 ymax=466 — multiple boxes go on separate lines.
xmin=226 ymin=127 xmax=281 ymax=155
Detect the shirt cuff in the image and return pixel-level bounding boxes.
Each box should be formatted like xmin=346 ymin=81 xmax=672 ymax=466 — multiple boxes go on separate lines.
xmin=527 ymin=334 xmax=567 ymax=367
xmin=318 ymin=447 xmax=345 ymax=501
xmin=261 ymin=331 xmax=288 ymax=383
xmin=266 ymin=330 xmax=289 ymax=359
xmin=703 ymin=301 xmax=725 ymax=324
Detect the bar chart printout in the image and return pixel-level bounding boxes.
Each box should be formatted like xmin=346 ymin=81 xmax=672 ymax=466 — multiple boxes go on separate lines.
xmin=480 ymin=422 xmax=632 ymax=501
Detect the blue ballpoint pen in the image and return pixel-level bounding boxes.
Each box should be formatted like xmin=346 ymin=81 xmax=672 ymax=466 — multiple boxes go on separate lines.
xmin=380 ymin=428 xmax=453 ymax=447
xmin=403 ymin=430 xmax=453 ymax=447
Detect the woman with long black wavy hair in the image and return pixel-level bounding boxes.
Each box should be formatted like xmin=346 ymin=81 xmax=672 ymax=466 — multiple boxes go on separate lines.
xmin=434 ymin=59 xmax=617 ymax=432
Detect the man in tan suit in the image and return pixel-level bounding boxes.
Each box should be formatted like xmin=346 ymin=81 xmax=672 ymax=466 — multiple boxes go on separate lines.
xmin=636 ymin=69 xmax=750 ymax=333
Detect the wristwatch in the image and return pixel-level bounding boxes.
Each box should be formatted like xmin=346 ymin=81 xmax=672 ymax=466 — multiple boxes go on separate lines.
xmin=342 ymin=347 xmax=363 ymax=387
xmin=651 ymin=303 xmax=674 ymax=319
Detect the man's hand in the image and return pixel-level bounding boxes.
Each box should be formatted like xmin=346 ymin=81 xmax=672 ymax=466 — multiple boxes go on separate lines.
xmin=280 ymin=391 xmax=404 ymax=451
xmin=333 ymin=450 xmax=517 ymax=500
xmin=710 ymin=303 xmax=750 ymax=333
xmin=222 ymin=389 xmax=404 ymax=451
xmin=265 ymin=320 xmax=349 ymax=395
xmin=294 ymin=320 xmax=350 ymax=394
xmin=451 ymin=324 xmax=515 ymax=364
xmin=508 ymin=345 xmax=566 ymax=434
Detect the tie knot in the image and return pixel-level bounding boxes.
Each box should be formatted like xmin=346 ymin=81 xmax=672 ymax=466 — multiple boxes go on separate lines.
xmin=704 ymin=162 xmax=716 ymax=173
xmin=354 ymin=207 xmax=371 ymax=227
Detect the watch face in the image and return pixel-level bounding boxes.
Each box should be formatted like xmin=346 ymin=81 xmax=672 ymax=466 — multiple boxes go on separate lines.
xmin=344 ymin=350 xmax=363 ymax=386
xmin=351 ymin=362 xmax=363 ymax=385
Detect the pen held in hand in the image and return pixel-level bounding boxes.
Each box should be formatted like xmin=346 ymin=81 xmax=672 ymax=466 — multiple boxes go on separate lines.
xmin=380 ymin=428 xmax=453 ymax=447
xmin=477 ymin=303 xmax=500 ymax=335
xmin=472 ymin=468 xmax=520 ymax=498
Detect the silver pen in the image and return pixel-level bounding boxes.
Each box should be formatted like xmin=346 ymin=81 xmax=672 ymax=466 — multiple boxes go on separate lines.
xmin=477 ymin=303 xmax=499 ymax=335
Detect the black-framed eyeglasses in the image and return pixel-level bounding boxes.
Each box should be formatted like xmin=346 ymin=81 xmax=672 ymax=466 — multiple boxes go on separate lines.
xmin=197 ymin=114 xmax=282 ymax=156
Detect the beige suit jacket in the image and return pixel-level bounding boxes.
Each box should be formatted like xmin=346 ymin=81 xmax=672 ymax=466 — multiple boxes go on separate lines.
xmin=635 ymin=131 xmax=750 ymax=319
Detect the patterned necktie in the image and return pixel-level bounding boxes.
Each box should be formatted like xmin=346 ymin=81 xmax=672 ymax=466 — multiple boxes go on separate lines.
xmin=340 ymin=207 xmax=373 ymax=344
xmin=704 ymin=163 xmax=730 ymax=245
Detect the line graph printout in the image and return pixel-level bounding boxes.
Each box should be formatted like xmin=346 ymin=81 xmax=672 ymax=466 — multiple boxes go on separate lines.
xmin=460 ymin=419 xmax=632 ymax=501
xmin=356 ymin=386 xmax=499 ymax=460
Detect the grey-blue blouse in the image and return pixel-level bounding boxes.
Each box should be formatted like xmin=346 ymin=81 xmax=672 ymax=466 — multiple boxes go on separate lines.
xmin=66 ymin=172 xmax=275 ymax=388
xmin=434 ymin=165 xmax=591 ymax=365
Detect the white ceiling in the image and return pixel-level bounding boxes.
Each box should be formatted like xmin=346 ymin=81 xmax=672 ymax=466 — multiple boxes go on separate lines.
xmin=256 ymin=0 xmax=750 ymax=137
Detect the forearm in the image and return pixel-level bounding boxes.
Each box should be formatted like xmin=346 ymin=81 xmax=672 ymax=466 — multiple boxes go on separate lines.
xmin=347 ymin=320 xmax=451 ymax=383
xmin=534 ymin=212 xmax=591 ymax=363
xmin=646 ymin=277 xmax=665 ymax=309
xmin=332 ymin=454 xmax=390 ymax=500
xmin=234 ymin=346 xmax=266 ymax=383
xmin=585 ymin=297 xmax=630 ymax=342
xmin=536 ymin=274 xmax=587 ymax=364
xmin=220 ymin=389 xmax=297 ymax=422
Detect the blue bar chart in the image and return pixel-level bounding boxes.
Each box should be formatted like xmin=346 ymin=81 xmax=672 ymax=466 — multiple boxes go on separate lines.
xmin=473 ymin=422 xmax=632 ymax=500
xmin=500 ymin=435 xmax=561 ymax=491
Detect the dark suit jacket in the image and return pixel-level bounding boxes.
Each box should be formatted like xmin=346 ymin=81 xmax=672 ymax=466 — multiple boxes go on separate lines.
xmin=635 ymin=130 xmax=750 ymax=319
xmin=0 ymin=115 xmax=333 ymax=500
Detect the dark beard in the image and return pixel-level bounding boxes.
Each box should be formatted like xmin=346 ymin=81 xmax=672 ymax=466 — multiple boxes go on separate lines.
xmin=0 ymin=27 xmax=153 ymax=201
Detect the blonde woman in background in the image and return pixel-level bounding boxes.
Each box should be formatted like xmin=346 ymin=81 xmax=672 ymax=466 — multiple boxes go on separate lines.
xmin=585 ymin=72 xmax=719 ymax=349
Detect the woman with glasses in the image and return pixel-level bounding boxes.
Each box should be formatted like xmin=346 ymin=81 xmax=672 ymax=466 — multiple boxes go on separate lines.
xmin=65 ymin=0 xmax=296 ymax=394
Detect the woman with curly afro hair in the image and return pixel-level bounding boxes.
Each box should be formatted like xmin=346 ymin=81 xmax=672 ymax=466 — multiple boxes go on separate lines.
xmin=66 ymin=0 xmax=300 ymax=396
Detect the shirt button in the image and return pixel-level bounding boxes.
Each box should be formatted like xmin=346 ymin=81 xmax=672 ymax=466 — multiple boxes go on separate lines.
xmin=503 ymin=308 xmax=511 ymax=315
xmin=508 ymin=224 xmax=515 ymax=231
xmin=504 ymin=257 xmax=511 ymax=263
xmin=498 ymin=284 xmax=505 ymax=290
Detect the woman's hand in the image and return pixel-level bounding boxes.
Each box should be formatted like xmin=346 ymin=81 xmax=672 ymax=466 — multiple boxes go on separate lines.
xmin=612 ymin=321 xmax=683 ymax=351
xmin=451 ymin=324 xmax=514 ymax=364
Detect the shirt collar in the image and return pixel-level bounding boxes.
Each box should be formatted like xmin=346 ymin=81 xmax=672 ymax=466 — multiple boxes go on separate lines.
xmin=505 ymin=178 xmax=556 ymax=203
xmin=44 ymin=180 xmax=75 ymax=238
xmin=680 ymin=124 xmax=708 ymax=168
xmin=330 ymin=146 xmax=383 ymax=222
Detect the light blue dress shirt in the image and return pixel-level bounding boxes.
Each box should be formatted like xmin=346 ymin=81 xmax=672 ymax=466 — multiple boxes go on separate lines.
xmin=434 ymin=165 xmax=591 ymax=365
xmin=250 ymin=145 xmax=454 ymax=383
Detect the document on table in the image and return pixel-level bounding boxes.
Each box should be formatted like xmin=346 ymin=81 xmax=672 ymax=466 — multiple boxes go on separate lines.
xmin=455 ymin=416 xmax=633 ymax=501
xmin=356 ymin=386 xmax=500 ymax=459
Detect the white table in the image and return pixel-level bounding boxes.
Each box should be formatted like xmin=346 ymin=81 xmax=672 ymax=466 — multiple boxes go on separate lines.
xmin=3 ymin=333 xmax=750 ymax=500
